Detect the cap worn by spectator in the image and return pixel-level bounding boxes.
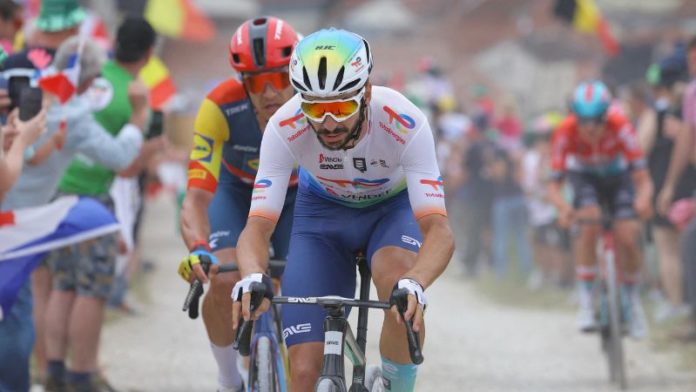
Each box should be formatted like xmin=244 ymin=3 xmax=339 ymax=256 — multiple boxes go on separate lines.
xmin=35 ymin=0 xmax=86 ymax=33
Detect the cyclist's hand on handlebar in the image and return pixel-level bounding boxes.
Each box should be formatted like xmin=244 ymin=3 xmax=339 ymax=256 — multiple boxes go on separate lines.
xmin=390 ymin=278 xmax=427 ymax=333
xmin=177 ymin=248 xmax=218 ymax=283
xmin=231 ymin=273 xmax=274 ymax=328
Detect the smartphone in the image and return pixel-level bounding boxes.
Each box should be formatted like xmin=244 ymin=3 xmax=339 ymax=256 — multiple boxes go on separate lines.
xmin=146 ymin=110 xmax=164 ymax=139
xmin=7 ymin=76 xmax=30 ymax=111
xmin=19 ymin=87 xmax=43 ymax=121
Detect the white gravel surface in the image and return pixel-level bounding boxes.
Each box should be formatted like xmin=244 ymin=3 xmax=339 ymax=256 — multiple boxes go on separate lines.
xmin=100 ymin=195 xmax=696 ymax=392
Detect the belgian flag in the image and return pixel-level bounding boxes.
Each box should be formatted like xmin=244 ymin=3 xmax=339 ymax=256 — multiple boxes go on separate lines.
xmin=554 ymin=0 xmax=619 ymax=56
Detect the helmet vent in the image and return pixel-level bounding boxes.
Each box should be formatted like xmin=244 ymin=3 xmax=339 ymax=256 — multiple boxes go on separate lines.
xmin=339 ymin=79 xmax=360 ymax=92
xmin=363 ymin=39 xmax=372 ymax=71
xmin=318 ymin=56 xmax=327 ymax=90
xmin=302 ymin=66 xmax=313 ymax=90
xmin=231 ymin=54 xmax=240 ymax=64
xmin=253 ymin=18 xmax=267 ymax=26
xmin=333 ymin=66 xmax=345 ymax=91
xmin=252 ymin=38 xmax=266 ymax=67
xmin=281 ymin=46 xmax=292 ymax=58
xmin=291 ymin=78 xmax=307 ymax=92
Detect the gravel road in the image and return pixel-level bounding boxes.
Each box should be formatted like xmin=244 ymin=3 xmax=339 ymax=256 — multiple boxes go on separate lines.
xmin=100 ymin=195 xmax=696 ymax=392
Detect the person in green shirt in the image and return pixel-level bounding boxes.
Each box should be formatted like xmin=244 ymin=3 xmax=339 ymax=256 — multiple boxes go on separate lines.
xmin=43 ymin=17 xmax=157 ymax=392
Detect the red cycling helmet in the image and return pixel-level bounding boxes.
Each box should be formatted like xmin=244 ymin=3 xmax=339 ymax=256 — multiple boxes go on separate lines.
xmin=229 ymin=16 xmax=299 ymax=73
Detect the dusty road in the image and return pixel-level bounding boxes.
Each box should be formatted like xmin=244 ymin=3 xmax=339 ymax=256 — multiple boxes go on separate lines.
xmin=100 ymin=195 xmax=696 ymax=391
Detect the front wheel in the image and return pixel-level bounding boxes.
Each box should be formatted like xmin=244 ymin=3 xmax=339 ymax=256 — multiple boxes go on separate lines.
xmin=256 ymin=336 xmax=276 ymax=392
xmin=605 ymin=253 xmax=627 ymax=389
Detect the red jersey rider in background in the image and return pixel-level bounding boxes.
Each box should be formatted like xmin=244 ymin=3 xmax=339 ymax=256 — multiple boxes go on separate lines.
xmin=547 ymin=81 xmax=653 ymax=338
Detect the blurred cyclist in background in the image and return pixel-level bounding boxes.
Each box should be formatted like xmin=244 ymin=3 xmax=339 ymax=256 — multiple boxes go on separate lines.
xmin=547 ymin=81 xmax=653 ymax=338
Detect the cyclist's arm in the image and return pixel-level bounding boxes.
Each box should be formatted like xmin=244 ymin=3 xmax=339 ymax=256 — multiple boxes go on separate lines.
xmin=547 ymin=125 xmax=571 ymax=211
xmin=237 ymin=123 xmax=294 ymax=277
xmin=401 ymin=123 xmax=454 ymax=288
xmin=179 ymin=97 xmax=227 ymax=248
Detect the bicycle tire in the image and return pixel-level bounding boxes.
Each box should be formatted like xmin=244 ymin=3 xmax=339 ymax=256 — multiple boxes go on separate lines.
xmin=316 ymin=378 xmax=342 ymax=392
xmin=605 ymin=254 xmax=627 ymax=389
xmin=256 ymin=336 xmax=276 ymax=392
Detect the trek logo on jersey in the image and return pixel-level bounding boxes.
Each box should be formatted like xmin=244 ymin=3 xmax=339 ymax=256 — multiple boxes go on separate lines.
xmin=253 ymin=178 xmax=273 ymax=194
xmin=223 ymin=102 xmax=250 ymax=117
xmin=319 ymin=154 xmax=343 ymax=169
xmin=317 ymin=176 xmax=389 ymax=189
xmin=420 ymin=176 xmax=444 ymax=191
xmin=283 ymin=323 xmax=312 ymax=339
xmin=383 ymin=105 xmax=416 ymax=134
xmin=191 ymin=133 xmax=214 ymax=162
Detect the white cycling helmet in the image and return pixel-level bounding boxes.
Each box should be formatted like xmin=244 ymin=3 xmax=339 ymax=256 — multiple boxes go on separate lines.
xmin=289 ymin=28 xmax=373 ymax=98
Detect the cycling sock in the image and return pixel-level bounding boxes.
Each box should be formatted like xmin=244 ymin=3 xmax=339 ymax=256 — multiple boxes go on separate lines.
xmin=381 ymin=356 xmax=417 ymax=392
xmin=575 ymin=265 xmax=598 ymax=281
xmin=210 ymin=342 xmax=243 ymax=389
xmin=47 ymin=360 xmax=66 ymax=380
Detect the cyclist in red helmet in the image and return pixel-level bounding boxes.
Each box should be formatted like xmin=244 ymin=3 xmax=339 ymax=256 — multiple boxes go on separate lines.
xmin=176 ymin=16 xmax=299 ymax=392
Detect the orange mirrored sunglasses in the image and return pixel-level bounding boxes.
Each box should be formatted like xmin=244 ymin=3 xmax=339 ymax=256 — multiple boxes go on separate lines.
xmin=242 ymin=71 xmax=290 ymax=94
xmin=300 ymin=89 xmax=365 ymax=123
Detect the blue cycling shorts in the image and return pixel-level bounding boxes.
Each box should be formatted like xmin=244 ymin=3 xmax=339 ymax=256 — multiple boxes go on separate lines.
xmin=207 ymin=171 xmax=296 ymax=261
xmin=281 ymin=188 xmax=422 ymax=347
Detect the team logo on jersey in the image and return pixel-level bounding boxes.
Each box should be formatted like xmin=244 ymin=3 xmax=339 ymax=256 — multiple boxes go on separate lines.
xmin=280 ymin=109 xmax=307 ymax=130
xmin=353 ymin=158 xmax=367 ymax=173
xmin=191 ymin=133 xmax=214 ymax=162
xmin=420 ymin=176 xmax=444 ymax=190
xmin=253 ymin=178 xmax=272 ymax=194
xmin=317 ymin=176 xmax=388 ymax=189
xmin=319 ymin=154 xmax=343 ymax=169
xmin=383 ymin=105 xmax=416 ymax=134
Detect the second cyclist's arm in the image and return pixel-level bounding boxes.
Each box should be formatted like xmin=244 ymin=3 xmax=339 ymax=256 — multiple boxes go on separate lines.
xmin=180 ymin=187 xmax=214 ymax=249
xmin=180 ymin=94 xmax=228 ymax=248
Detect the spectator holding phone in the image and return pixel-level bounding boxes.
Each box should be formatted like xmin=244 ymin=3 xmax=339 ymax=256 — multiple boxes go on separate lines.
xmin=0 ymin=107 xmax=47 ymax=201
xmin=0 ymin=36 xmax=147 ymax=392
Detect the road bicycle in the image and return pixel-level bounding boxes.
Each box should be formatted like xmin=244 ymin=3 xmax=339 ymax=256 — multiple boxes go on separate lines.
xmin=235 ymin=254 xmax=423 ymax=392
xmin=183 ymin=257 xmax=289 ymax=392
xmin=578 ymin=210 xmax=628 ymax=390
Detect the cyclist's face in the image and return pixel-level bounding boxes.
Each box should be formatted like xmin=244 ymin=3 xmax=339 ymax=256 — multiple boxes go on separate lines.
xmin=577 ymin=119 xmax=606 ymax=142
xmin=305 ymin=84 xmax=371 ymax=149
xmin=243 ymin=68 xmax=295 ymax=125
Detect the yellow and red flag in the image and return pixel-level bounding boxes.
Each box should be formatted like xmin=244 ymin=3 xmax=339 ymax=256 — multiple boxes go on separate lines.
xmin=139 ymin=56 xmax=176 ymax=110
xmin=553 ymin=0 xmax=619 ymax=56
xmin=145 ymin=0 xmax=215 ymax=42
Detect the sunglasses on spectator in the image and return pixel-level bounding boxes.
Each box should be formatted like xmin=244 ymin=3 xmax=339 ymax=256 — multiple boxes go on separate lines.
xmin=300 ymin=88 xmax=365 ymax=123
xmin=242 ymin=71 xmax=290 ymax=94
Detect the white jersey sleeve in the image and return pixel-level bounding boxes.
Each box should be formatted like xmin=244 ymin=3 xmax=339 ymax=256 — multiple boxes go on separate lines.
xmin=248 ymin=123 xmax=295 ymax=222
xmin=401 ymin=121 xmax=448 ymax=219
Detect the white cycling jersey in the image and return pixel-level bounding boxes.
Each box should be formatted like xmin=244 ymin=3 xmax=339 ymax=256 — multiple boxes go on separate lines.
xmin=249 ymin=86 xmax=447 ymax=222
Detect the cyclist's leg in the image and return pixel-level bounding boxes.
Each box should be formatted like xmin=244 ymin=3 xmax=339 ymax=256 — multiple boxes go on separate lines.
xmin=367 ymin=194 xmax=423 ymax=392
xmin=568 ymin=173 xmax=602 ymax=329
xmin=202 ymin=181 xmax=248 ymax=391
xmin=610 ymin=173 xmax=647 ymax=337
xmin=283 ymin=234 xmax=357 ymax=392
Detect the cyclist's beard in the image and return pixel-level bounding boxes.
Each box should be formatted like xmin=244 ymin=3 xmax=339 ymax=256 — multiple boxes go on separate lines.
xmin=311 ymin=98 xmax=366 ymax=151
